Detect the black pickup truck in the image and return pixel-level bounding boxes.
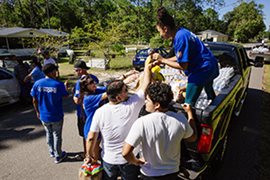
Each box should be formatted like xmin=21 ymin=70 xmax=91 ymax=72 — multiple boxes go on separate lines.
xmin=176 ymin=42 xmax=263 ymax=179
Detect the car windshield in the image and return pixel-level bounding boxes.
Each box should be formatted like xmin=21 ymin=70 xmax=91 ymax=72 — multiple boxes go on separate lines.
xmin=137 ymin=49 xmax=149 ymax=56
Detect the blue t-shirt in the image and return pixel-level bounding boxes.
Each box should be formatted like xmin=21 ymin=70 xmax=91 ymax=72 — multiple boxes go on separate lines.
xmin=83 ymin=87 xmax=106 ymax=139
xmin=30 ymin=66 xmax=45 ymax=82
xmin=30 ymin=78 xmax=69 ymax=122
xmin=74 ymin=74 xmax=99 ymax=118
xmin=174 ymin=28 xmax=219 ymax=85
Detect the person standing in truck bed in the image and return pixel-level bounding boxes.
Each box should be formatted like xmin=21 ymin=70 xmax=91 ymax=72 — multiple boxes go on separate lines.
xmin=152 ymin=6 xmax=219 ymax=107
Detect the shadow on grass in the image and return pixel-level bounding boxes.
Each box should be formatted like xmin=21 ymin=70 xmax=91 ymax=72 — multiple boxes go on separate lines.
xmin=58 ymin=57 xmax=69 ymax=63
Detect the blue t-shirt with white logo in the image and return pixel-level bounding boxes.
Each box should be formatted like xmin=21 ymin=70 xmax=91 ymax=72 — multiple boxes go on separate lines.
xmin=174 ymin=28 xmax=219 ymax=85
xmin=74 ymin=74 xmax=99 ymax=118
xmin=83 ymin=86 xmax=106 ymax=139
xmin=30 ymin=78 xmax=69 ymax=122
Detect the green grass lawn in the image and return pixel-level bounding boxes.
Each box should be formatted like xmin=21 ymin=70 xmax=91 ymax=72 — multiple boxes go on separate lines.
xmin=57 ymin=52 xmax=134 ymax=86
xmin=263 ymin=64 xmax=270 ymax=93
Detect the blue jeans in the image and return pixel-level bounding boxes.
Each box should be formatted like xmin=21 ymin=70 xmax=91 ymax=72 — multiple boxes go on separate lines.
xmin=102 ymin=160 xmax=140 ymax=180
xmin=185 ymin=81 xmax=216 ymax=106
xmin=42 ymin=120 xmax=64 ymax=158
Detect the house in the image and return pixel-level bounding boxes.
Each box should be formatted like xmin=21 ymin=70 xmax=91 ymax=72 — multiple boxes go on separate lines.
xmin=197 ymin=30 xmax=228 ymax=42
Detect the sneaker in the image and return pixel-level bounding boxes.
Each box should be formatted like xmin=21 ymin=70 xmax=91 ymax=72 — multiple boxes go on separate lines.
xmin=54 ymin=151 xmax=67 ymax=164
xmin=50 ymin=152 xmax=55 ymax=158
xmin=75 ymin=153 xmax=84 ymax=161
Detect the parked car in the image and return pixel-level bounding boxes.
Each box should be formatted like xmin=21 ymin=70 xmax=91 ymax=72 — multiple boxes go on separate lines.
xmin=0 ymin=67 xmax=21 ymax=107
xmin=132 ymin=47 xmax=168 ymax=70
xmin=57 ymin=45 xmax=74 ymax=57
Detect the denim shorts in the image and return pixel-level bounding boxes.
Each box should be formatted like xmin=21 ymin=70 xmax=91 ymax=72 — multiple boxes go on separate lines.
xmin=102 ymin=160 xmax=140 ymax=180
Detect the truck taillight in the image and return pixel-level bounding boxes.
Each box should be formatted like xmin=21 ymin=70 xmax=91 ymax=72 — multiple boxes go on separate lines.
xmin=197 ymin=124 xmax=213 ymax=153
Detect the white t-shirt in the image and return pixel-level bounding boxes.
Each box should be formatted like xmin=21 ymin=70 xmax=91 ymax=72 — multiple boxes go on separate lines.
xmin=90 ymin=90 xmax=145 ymax=164
xmin=125 ymin=111 xmax=193 ymax=177
xmin=44 ymin=57 xmax=56 ymax=65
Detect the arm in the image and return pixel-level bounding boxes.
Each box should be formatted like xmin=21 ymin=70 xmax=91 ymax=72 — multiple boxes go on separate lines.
xmin=166 ymin=55 xmax=177 ymax=62
xmin=24 ymin=74 xmax=31 ymax=83
xmin=84 ymin=132 xmax=99 ymax=163
xmin=73 ymin=96 xmax=82 ymax=105
xmin=118 ymin=70 xmax=138 ymax=81
xmin=182 ymin=104 xmax=197 ymax=142
xmin=122 ymin=143 xmax=145 ymax=166
xmin=32 ymin=97 xmax=40 ymax=119
xmin=62 ymin=81 xmax=69 ymax=98
xmin=101 ymin=92 xmax=107 ymax=101
xmin=64 ymin=80 xmax=68 ymax=91
xmin=152 ymin=53 xmax=188 ymax=70
xmin=139 ymin=60 xmax=152 ymax=92
xmin=73 ymin=81 xmax=82 ymax=104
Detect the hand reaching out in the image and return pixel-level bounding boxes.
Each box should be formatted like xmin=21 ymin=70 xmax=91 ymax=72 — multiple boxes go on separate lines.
xmin=181 ymin=103 xmax=192 ymax=113
xmin=152 ymin=53 xmax=163 ymax=63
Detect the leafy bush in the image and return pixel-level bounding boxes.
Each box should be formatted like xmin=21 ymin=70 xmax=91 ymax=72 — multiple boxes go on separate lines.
xmin=111 ymin=43 xmax=125 ymax=53
xmin=150 ymin=34 xmax=170 ymax=48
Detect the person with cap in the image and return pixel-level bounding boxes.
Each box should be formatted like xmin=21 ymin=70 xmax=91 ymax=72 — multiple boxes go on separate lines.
xmin=30 ymin=63 xmax=69 ymax=164
xmin=152 ymin=7 xmax=219 ymax=107
xmin=73 ymin=60 xmax=99 ymax=159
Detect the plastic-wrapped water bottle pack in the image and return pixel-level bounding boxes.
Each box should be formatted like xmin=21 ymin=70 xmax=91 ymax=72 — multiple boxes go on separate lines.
xmin=160 ymin=67 xmax=188 ymax=101
xmin=213 ymin=67 xmax=234 ymax=92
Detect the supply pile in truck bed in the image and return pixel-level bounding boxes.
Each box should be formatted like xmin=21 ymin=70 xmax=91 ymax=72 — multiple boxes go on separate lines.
xmin=160 ymin=66 xmax=235 ymax=110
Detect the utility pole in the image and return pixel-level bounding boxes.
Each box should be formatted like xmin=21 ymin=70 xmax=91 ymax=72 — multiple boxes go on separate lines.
xmin=46 ymin=0 xmax=50 ymax=29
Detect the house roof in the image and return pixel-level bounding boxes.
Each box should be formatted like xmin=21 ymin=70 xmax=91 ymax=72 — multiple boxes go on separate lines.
xmin=0 ymin=27 xmax=36 ymax=37
xmin=39 ymin=28 xmax=68 ymax=36
xmin=198 ymin=30 xmax=228 ymax=37
xmin=0 ymin=27 xmax=68 ymax=37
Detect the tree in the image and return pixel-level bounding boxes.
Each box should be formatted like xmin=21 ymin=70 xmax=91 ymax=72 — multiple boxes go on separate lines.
xmin=202 ymin=8 xmax=225 ymax=32
xmin=223 ymin=1 xmax=265 ymax=42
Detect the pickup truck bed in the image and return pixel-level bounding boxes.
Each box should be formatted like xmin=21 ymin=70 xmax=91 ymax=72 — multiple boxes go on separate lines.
xmin=174 ymin=42 xmax=255 ymax=179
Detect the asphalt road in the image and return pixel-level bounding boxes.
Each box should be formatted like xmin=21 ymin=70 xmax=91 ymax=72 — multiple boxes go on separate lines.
xmin=0 ymin=66 xmax=265 ymax=180
xmin=0 ymin=96 xmax=83 ymax=180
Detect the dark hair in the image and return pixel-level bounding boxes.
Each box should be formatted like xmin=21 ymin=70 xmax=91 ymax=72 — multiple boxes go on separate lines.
xmin=42 ymin=63 xmax=58 ymax=75
xmin=31 ymin=56 xmax=42 ymax=69
xmin=79 ymin=75 xmax=95 ymax=95
xmin=146 ymin=82 xmax=173 ymax=109
xmin=106 ymin=80 xmax=126 ymax=102
xmin=156 ymin=6 xmax=175 ymax=30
